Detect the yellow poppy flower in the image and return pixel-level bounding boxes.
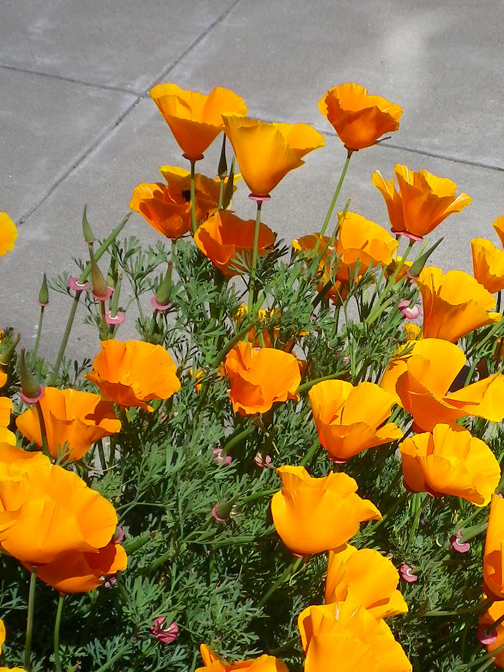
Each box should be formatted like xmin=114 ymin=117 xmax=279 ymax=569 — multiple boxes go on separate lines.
xmin=0 ymin=213 xmax=17 ymax=256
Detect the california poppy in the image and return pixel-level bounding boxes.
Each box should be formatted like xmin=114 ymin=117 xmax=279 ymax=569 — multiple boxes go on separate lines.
xmin=372 ymin=165 xmax=471 ymax=239
xmin=16 ymin=387 xmax=121 ymax=461
xmin=224 ymin=342 xmax=301 ymax=415
xmin=298 ymin=601 xmax=412 ymax=672
xmin=318 ymin=83 xmax=403 ymax=152
xmin=271 ymin=466 xmax=381 ymax=556
xmin=292 ymin=233 xmax=348 ymax=304
xmin=471 ymin=238 xmax=504 ymax=294
xmin=196 ymin=644 xmax=288 ymax=671
xmin=222 ymin=114 xmax=324 ymax=198
xmin=483 ymin=495 xmax=504 ymax=600
xmin=399 ymin=424 xmax=500 ymax=506
xmin=0 ymin=213 xmax=17 ymax=256
xmin=493 ymin=216 xmax=504 ymax=248
xmin=309 ymin=380 xmax=402 ymax=462
xmin=479 ymin=600 xmax=504 ymax=668
xmin=0 ymin=398 xmax=15 ymax=446
xmin=0 ymin=618 xmax=4 ymax=654
xmin=381 ymin=338 xmax=504 ymax=432
xmin=0 ymin=448 xmax=118 ymax=565
xmin=194 ymin=211 xmax=276 ymax=276
xmin=86 ymin=340 xmax=181 ymax=412
xmin=23 ymin=542 xmax=127 ymax=593
xmin=417 ymin=266 xmax=499 ymax=342
xmin=150 ymin=84 xmax=247 ymax=161
xmin=325 ymin=544 xmax=407 ymax=619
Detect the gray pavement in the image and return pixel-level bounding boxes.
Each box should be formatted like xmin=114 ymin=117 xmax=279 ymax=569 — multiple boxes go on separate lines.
xmin=1 ymin=0 xmax=504 ymax=361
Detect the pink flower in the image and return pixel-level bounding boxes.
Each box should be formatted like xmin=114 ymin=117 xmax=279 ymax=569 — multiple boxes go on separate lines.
xmin=150 ymin=617 xmax=179 ymax=643
xmin=398 ymin=299 xmax=422 ymax=320
xmin=254 ymin=452 xmax=272 ymax=468
xmin=476 ymin=624 xmax=498 ymax=646
xmin=450 ymin=529 xmax=470 ymax=553
xmin=213 ymin=448 xmax=232 ymax=466
xmin=400 ymin=563 xmax=418 ymax=583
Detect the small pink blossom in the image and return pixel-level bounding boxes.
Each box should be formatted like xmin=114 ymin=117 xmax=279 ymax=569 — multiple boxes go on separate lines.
xmin=450 ymin=529 xmax=470 ymax=553
xmin=150 ymin=616 xmax=179 ymax=643
xmin=213 ymin=448 xmax=232 ymax=466
xmin=113 ymin=526 xmax=125 ymax=545
xmin=400 ymin=563 xmax=418 ymax=583
xmin=398 ymin=299 xmax=422 ymax=320
xmin=254 ymin=452 xmax=272 ymax=468
xmin=476 ymin=624 xmax=498 ymax=646
xmin=102 ymin=575 xmax=117 ymax=589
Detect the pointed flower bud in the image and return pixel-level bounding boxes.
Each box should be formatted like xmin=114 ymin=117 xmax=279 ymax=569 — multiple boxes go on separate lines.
xmin=212 ymin=492 xmax=241 ymax=522
xmin=222 ymin=160 xmax=235 ymax=210
xmin=0 ymin=331 xmax=20 ymax=367
xmin=38 ymin=273 xmax=49 ymax=308
xmin=90 ymin=248 xmax=113 ymax=301
xmin=151 ymin=262 xmax=173 ymax=312
xmin=107 ymin=256 xmax=118 ymax=290
xmin=82 ymin=205 xmax=95 ymax=245
xmin=218 ymin=135 xmax=228 ymax=178
xmin=19 ymin=348 xmax=44 ymax=403
xmin=407 ymin=238 xmax=444 ymax=278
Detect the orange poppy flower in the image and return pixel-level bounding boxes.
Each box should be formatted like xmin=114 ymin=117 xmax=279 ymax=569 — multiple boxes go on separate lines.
xmin=0 ymin=448 xmax=117 ymax=564
xmin=0 ymin=213 xmax=17 ymax=256
xmin=292 ymin=233 xmax=348 ymax=304
xmin=16 ymin=387 xmax=121 ymax=461
xmin=318 ymin=83 xmax=403 ymax=152
xmin=196 ymin=644 xmax=288 ymax=671
xmin=493 ymin=216 xmax=504 ymax=248
xmin=0 ymin=398 xmax=15 ymax=446
xmin=372 ymin=165 xmax=472 ymax=240
xmin=150 ymin=84 xmax=247 ymax=161
xmin=23 ymin=542 xmax=127 ymax=593
xmin=309 ymin=380 xmax=402 ymax=462
xmin=381 ymin=338 xmax=504 ymax=432
xmin=325 ymin=544 xmax=407 ymax=619
xmin=417 ymin=266 xmax=500 ymax=342
xmin=194 ymin=211 xmax=276 ymax=276
xmin=399 ymin=424 xmax=500 ymax=506
xmin=471 ymin=238 xmax=504 ymax=294
xmin=335 ymin=212 xmax=398 ymax=282
xmin=86 ymin=340 xmax=181 ymax=412
xmin=271 ymin=466 xmax=381 ymax=556
xmin=298 ymin=601 xmax=412 ymax=672
xmin=479 ymin=600 xmax=504 ymax=668
xmin=0 ymin=618 xmax=4 ymax=654
xmin=483 ymin=495 xmax=504 ymax=600
xmin=222 ymin=114 xmax=324 ymax=198
xmin=224 ymin=342 xmax=301 ymax=415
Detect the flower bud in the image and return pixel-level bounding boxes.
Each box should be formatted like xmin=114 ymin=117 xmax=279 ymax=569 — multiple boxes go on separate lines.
xmin=408 ymin=238 xmax=444 ymax=278
xmin=212 ymin=492 xmax=241 ymax=522
xmin=38 ymin=273 xmax=49 ymax=308
xmin=152 ymin=262 xmax=173 ymax=311
xmin=19 ymin=348 xmax=44 ymax=403
xmin=0 ymin=331 xmax=20 ymax=367
xmin=222 ymin=160 xmax=235 ymax=210
xmin=218 ymin=135 xmax=228 ymax=178
xmin=82 ymin=205 xmax=95 ymax=246
xmin=90 ymin=248 xmax=112 ymax=301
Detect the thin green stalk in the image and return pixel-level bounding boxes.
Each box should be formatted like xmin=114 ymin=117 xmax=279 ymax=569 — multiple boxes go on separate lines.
xmin=24 ymin=569 xmax=37 ymax=672
xmin=190 ymin=160 xmax=197 ymax=234
xmin=257 ymin=557 xmax=304 ymax=609
xmin=93 ymin=643 xmax=134 ymax=672
xmin=319 ymin=150 xmax=352 ymax=237
xmin=407 ymin=493 xmax=429 ymax=549
xmin=222 ymin=426 xmax=256 ymax=453
xmin=248 ymin=201 xmax=263 ymax=313
xmin=35 ymin=401 xmax=50 ymax=456
xmin=298 ymin=371 xmax=345 ymax=394
xmin=421 ymin=596 xmax=492 ymax=617
xmin=99 ymin=300 xmax=108 ymax=341
xmin=33 ymin=307 xmax=45 ymax=358
xmin=54 ymin=594 xmax=64 ymax=672
xmin=300 ymin=437 xmax=321 ymax=467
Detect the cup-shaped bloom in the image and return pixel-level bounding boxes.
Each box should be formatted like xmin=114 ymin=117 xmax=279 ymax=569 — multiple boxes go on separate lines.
xmin=0 ymin=397 xmax=15 ymax=446
xmin=16 ymin=387 xmax=121 ymax=461
xmin=372 ymin=165 xmax=472 ymax=240
xmin=222 ymin=114 xmax=324 ymax=198
xmin=399 ymin=424 xmax=500 ymax=506
xmin=298 ymin=601 xmax=412 ymax=672
xmin=493 ymin=216 xmax=504 ymax=248
xmin=381 ymin=338 xmax=504 ymax=432
xmin=471 ymin=238 xmax=504 ymax=294
xmin=0 ymin=213 xmax=17 ymax=256
xmin=309 ymin=380 xmax=402 ymax=462
xmin=22 ymin=542 xmax=127 ymax=593
xmin=325 ymin=544 xmax=407 ymax=619
xmin=335 ymin=212 xmax=398 ymax=282
xmin=271 ymin=466 xmax=381 ymax=556
xmin=318 ymin=83 xmax=403 ymax=152
xmin=224 ymin=342 xmax=301 ymax=415
xmin=483 ymin=495 xmax=504 ymax=600
xmin=417 ymin=266 xmax=499 ymax=342
xmin=86 ymin=340 xmax=181 ymax=412
xmin=479 ymin=600 xmax=504 ymax=668
xmin=196 ymin=644 xmax=288 ymax=671
xmin=0 ymin=448 xmax=117 ymax=564
xmin=150 ymin=84 xmax=247 ymax=161
xmin=194 ymin=211 xmax=276 ymax=276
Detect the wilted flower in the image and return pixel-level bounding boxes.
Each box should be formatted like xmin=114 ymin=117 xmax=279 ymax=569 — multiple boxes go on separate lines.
xmin=150 ymin=617 xmax=179 ymax=644
xmin=196 ymin=644 xmax=288 ymax=671
xmin=400 ymin=564 xmax=418 ymax=583
xmin=222 ymin=114 xmax=324 ymax=198
xmin=86 ymin=340 xmax=181 ymax=412
xmin=194 ymin=211 xmax=276 ymax=276
xmin=372 ymin=165 xmax=471 ymax=240
xmin=417 ymin=266 xmax=499 ymax=342
xmin=0 ymin=213 xmax=17 ymax=256
xmin=213 ymin=448 xmax=232 ymax=466
xmin=325 ymin=544 xmax=408 ymax=619
xmin=381 ymin=338 xmax=504 ymax=432
xmin=399 ymin=424 xmax=500 ymax=506
xmin=298 ymin=601 xmax=412 ymax=672
xmin=471 ymin=238 xmax=504 ymax=294
xmin=150 ymin=84 xmax=247 ymax=160
xmin=318 ymin=83 xmax=403 ymax=152
xmin=224 ymin=342 xmax=301 ymax=415
xmin=309 ymin=380 xmax=402 ymax=462
xmin=16 ymin=387 xmax=121 ymax=461
xmin=271 ymin=466 xmax=381 ymax=556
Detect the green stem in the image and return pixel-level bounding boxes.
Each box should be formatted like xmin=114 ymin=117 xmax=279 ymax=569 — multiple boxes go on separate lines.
xmin=248 ymin=201 xmax=263 ymax=313
xmin=24 ymin=568 xmax=37 ymax=672
xmin=222 ymin=426 xmax=256 ymax=453
xmin=35 ymin=401 xmax=50 ymax=457
xmin=33 ymin=307 xmax=45 ymax=358
xmin=421 ymin=596 xmax=493 ymax=617
xmin=190 ymin=160 xmax=197 ymax=234
xmin=93 ymin=643 xmax=134 ymax=672
xmin=300 ymin=437 xmax=320 ymax=467
xmin=52 ymin=291 xmax=82 ymax=381
xmin=257 ymin=557 xmax=304 ymax=609
xmin=54 ymin=594 xmax=64 ymax=672
xmin=99 ymin=300 xmax=108 ymax=341
xmin=407 ymin=493 xmax=429 ymax=549
xmin=298 ymin=371 xmax=345 ymax=394
xmin=319 ymin=150 xmax=352 ymax=237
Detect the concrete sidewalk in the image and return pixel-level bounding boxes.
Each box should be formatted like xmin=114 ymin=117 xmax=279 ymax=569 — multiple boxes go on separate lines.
xmin=1 ymin=0 xmax=504 ymax=360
